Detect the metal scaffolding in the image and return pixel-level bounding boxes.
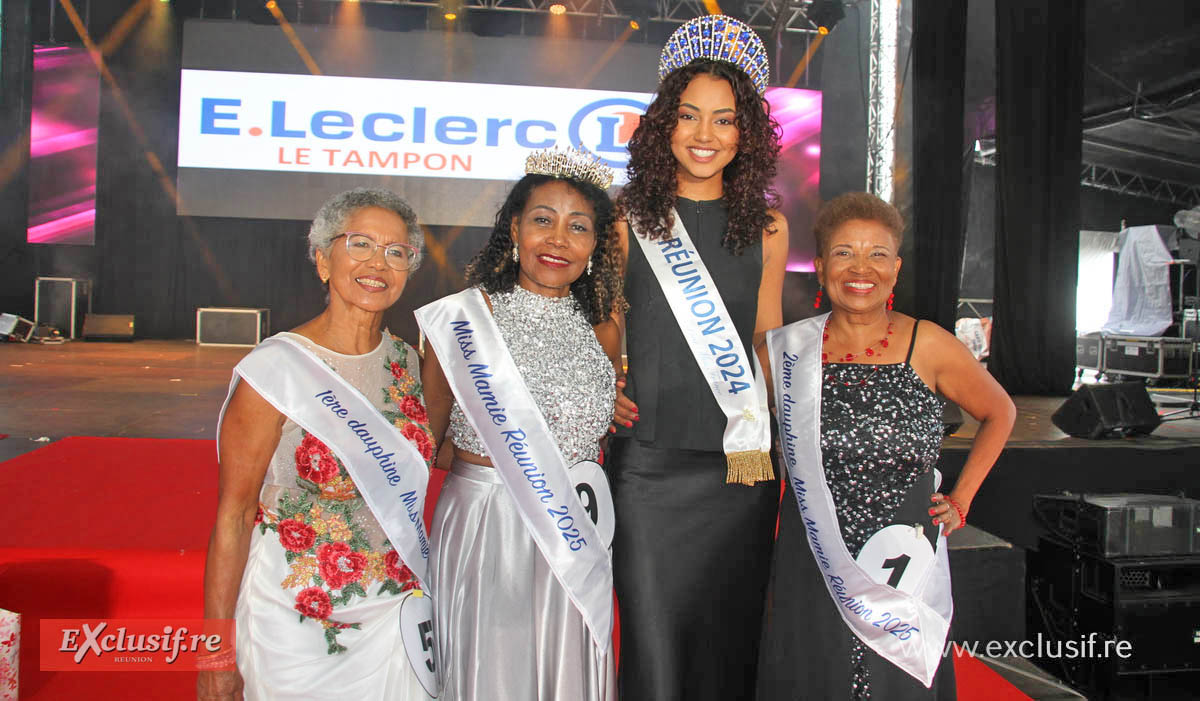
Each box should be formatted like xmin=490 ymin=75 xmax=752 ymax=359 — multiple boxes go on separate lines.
xmin=865 ymin=0 xmax=898 ymax=201
xmin=1080 ymin=164 xmax=1200 ymax=209
xmin=369 ymin=0 xmax=822 ymax=32
xmin=973 ymin=145 xmax=1200 ymax=210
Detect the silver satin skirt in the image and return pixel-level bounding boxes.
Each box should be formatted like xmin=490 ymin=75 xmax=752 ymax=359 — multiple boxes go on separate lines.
xmin=431 ymin=458 xmax=615 ymax=701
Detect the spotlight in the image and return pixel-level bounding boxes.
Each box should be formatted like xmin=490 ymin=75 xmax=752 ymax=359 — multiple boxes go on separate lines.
xmin=549 ymin=3 xmax=566 ymax=15
xmin=265 ymin=0 xmax=277 ymax=8
xmin=629 ymin=19 xmax=640 ymax=30
xmin=807 ymin=0 xmax=845 ymax=34
xmin=440 ymin=0 xmax=462 ymax=21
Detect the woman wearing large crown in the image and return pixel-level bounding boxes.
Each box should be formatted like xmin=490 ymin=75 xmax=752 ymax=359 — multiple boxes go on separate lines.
xmin=600 ymin=15 xmax=788 ymax=700
xmin=417 ymin=147 xmax=624 ymax=700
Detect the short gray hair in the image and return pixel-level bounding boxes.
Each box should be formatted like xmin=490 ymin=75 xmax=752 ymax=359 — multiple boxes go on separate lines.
xmin=307 ymin=188 xmax=423 ymax=269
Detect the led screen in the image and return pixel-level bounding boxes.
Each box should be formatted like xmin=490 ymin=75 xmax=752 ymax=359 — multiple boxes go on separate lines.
xmin=27 ymin=45 xmax=100 ymax=246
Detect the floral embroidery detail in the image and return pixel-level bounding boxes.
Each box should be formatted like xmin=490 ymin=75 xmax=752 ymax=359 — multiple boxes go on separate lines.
xmin=310 ymin=505 xmax=353 ymax=542
xmin=385 ymin=550 xmax=419 ymax=592
xmin=317 ymin=542 xmax=367 ymax=590
xmin=278 ymin=518 xmax=317 ymax=553
xmin=401 ymin=421 xmax=435 ymax=461
xmin=281 ymin=555 xmax=318 ymax=589
xmin=259 ymin=335 xmax=431 ymax=655
xmin=294 ymin=586 xmax=333 ymax=620
xmin=295 ymin=433 xmax=339 ymax=484
xmin=382 ymin=336 xmax=436 ymax=468
xmin=399 ymin=395 xmax=429 ymax=424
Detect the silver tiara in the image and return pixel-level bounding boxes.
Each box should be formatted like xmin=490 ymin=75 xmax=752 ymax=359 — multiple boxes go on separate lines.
xmin=658 ymin=14 xmax=770 ymax=95
xmin=524 ymin=146 xmax=614 ymax=190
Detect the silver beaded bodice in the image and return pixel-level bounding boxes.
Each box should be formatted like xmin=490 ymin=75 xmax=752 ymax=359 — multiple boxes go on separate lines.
xmin=448 ymin=286 xmax=615 ymax=463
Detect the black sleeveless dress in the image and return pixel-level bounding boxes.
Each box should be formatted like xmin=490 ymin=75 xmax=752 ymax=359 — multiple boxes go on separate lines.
xmin=608 ymin=198 xmax=780 ymax=701
xmin=757 ymin=322 xmax=957 ymax=700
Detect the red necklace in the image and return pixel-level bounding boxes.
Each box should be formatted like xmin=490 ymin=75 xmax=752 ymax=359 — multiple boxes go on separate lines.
xmin=820 ymin=319 xmax=897 ymax=386
xmin=821 ymin=319 xmax=896 ymax=364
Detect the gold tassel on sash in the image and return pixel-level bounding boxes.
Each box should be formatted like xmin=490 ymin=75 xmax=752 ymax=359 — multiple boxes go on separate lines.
xmin=725 ymin=450 xmax=775 ymax=486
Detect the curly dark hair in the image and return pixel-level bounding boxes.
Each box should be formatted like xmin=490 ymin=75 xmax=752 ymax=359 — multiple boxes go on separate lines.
xmin=618 ymin=59 xmax=781 ymax=254
xmin=465 ymin=174 xmax=625 ymax=325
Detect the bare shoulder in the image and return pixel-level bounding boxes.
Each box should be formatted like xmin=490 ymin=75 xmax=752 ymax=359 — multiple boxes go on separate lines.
xmin=762 ymin=209 xmax=789 ymax=263
xmin=766 ymin=208 xmax=789 ymax=238
xmin=910 ymin=316 xmax=974 ymax=368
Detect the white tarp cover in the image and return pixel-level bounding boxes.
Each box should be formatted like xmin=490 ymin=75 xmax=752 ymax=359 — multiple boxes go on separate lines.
xmin=1102 ymin=225 xmax=1174 ymax=336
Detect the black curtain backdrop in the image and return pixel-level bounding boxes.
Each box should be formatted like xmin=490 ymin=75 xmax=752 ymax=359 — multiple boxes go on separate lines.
xmin=911 ymin=0 xmax=968 ymax=331
xmin=0 ymin=1 xmax=35 ymax=316
xmin=991 ymin=0 xmax=1084 ymax=395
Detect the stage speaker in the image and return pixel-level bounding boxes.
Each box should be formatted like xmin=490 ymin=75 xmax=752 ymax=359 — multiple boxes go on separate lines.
xmin=1051 ymin=383 xmax=1161 ymax=439
xmin=83 ymin=313 xmax=135 ymax=341
xmin=196 ymin=307 xmax=270 ymax=346
xmin=34 ymin=277 xmax=90 ymax=339
xmin=0 ymin=313 xmax=35 ymax=342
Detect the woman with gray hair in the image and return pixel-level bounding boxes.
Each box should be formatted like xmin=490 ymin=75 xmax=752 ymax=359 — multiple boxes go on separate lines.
xmin=199 ymin=188 xmax=436 ymax=701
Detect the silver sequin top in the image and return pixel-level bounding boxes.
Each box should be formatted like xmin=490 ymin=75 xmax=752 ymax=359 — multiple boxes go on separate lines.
xmin=449 ymin=286 xmax=616 ymax=463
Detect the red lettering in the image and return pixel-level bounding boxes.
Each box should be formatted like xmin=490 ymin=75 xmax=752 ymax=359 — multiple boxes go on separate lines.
xmin=451 ymin=154 xmax=471 ymax=171
xmin=323 ymin=149 xmax=339 ymax=166
xmin=295 ymin=148 xmax=310 ymax=165
xmin=425 ymin=153 xmax=447 ymax=171
xmin=369 ymin=151 xmax=398 ymax=169
xmin=343 ymin=150 xmax=364 ymax=167
xmin=402 ymin=152 xmax=420 ymax=168
xmin=277 ymin=147 xmax=292 ymax=164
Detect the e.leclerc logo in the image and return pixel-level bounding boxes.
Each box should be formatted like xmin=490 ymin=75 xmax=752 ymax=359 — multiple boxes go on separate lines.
xmin=568 ymin=97 xmax=649 ymax=168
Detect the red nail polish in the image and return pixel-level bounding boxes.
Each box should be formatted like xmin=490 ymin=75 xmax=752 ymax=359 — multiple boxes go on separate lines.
xmin=625 ymin=421 xmax=633 ymax=428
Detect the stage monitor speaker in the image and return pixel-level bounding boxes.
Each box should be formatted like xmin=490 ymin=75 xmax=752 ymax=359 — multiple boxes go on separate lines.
xmin=34 ymin=277 xmax=90 ymax=339
xmin=1051 ymin=382 xmax=1161 ymax=439
xmin=0 ymin=313 xmax=35 ymax=342
xmin=83 ymin=313 xmax=135 ymax=341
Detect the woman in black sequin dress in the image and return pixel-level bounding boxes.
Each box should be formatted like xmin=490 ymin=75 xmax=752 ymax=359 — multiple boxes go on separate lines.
xmin=756 ymin=193 xmax=1015 ymax=700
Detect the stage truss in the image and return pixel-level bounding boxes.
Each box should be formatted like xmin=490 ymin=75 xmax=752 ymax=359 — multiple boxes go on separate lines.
xmin=368 ymin=0 xmax=823 ymax=32
xmin=976 ymin=144 xmax=1200 ymax=209
xmin=865 ymin=0 xmax=898 ymax=202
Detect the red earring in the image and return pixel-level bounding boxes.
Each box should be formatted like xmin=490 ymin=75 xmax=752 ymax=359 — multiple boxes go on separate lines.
xmin=887 ymin=292 xmax=895 ymax=311
xmin=813 ymin=287 xmax=823 ymax=309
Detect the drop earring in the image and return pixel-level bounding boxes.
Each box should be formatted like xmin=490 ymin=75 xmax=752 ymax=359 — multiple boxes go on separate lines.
xmin=887 ymin=292 xmax=895 ymax=311
xmin=586 ymin=259 xmax=593 ymax=275
xmin=512 ymin=244 xmax=519 ymax=263
xmin=813 ymin=286 xmax=823 ymax=309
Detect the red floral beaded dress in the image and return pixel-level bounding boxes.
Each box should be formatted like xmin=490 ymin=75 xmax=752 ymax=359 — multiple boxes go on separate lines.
xmin=234 ymin=331 xmax=435 ymax=701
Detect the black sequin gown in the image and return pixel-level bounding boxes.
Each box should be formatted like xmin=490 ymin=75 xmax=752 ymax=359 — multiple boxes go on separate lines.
xmin=757 ymin=322 xmax=957 ymax=701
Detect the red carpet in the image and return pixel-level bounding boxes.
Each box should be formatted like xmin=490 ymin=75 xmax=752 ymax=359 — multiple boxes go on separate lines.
xmin=951 ymin=646 xmax=1033 ymax=700
xmin=0 ymin=437 xmax=1008 ymax=699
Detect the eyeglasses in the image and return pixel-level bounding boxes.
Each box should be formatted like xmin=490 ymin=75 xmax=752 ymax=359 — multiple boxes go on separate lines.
xmin=336 ymin=232 xmax=420 ymax=271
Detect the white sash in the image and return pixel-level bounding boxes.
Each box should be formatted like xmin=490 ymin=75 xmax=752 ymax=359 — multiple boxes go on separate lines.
xmin=631 ymin=210 xmax=772 ymax=484
xmin=414 ymin=289 xmax=613 ymax=653
xmin=766 ymin=315 xmax=953 ymax=687
xmin=217 ymin=335 xmax=432 ymax=591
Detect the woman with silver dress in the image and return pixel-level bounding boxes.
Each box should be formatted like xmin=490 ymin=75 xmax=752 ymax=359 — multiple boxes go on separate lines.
xmin=419 ymin=148 xmax=624 ymax=701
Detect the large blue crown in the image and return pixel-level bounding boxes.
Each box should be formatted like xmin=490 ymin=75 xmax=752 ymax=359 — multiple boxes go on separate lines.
xmin=658 ymin=15 xmax=770 ymax=95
